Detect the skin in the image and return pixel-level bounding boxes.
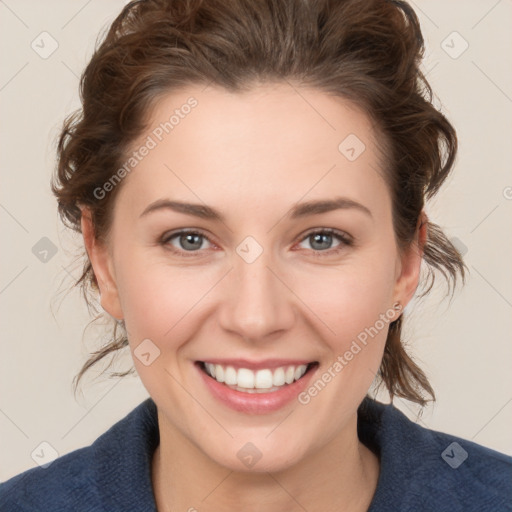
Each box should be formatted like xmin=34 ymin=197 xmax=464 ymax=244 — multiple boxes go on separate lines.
xmin=81 ymin=82 xmax=426 ymax=512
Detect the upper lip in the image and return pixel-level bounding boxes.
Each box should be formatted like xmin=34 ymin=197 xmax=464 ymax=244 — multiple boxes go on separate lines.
xmin=198 ymin=359 xmax=317 ymax=370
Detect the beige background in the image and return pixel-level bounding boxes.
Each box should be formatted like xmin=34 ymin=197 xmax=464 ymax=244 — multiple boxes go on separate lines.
xmin=1 ymin=0 xmax=511 ymax=481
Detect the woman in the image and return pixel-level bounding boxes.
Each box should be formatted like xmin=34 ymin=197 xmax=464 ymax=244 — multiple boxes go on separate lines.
xmin=1 ymin=0 xmax=511 ymax=510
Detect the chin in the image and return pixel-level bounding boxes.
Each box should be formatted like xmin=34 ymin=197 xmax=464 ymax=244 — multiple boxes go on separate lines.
xmin=201 ymin=434 xmax=311 ymax=474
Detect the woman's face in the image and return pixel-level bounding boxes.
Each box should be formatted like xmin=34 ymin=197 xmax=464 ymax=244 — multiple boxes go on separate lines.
xmin=84 ymin=82 xmax=421 ymax=472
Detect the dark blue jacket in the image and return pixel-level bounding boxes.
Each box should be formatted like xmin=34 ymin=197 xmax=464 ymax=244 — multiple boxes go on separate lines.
xmin=1 ymin=397 xmax=511 ymax=511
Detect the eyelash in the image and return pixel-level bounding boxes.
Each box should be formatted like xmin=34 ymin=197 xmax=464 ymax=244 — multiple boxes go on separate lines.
xmin=160 ymin=228 xmax=353 ymax=258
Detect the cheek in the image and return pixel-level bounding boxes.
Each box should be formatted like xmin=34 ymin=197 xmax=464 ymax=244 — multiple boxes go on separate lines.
xmin=114 ymin=259 xmax=214 ymax=396
xmin=298 ymin=255 xmax=398 ymax=344
xmin=113 ymin=248 xmax=201 ymax=340
xmin=121 ymin=271 xmax=198 ymax=336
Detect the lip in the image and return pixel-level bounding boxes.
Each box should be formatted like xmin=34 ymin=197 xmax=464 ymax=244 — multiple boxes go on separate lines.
xmin=196 ymin=361 xmax=318 ymax=414
xmin=200 ymin=358 xmax=314 ymax=370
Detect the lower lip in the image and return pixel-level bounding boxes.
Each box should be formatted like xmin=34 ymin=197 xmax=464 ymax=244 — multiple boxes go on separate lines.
xmin=196 ymin=363 xmax=318 ymax=414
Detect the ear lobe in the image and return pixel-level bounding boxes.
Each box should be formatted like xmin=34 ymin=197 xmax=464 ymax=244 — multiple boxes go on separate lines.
xmin=392 ymin=212 xmax=428 ymax=311
xmin=80 ymin=206 xmax=124 ymax=320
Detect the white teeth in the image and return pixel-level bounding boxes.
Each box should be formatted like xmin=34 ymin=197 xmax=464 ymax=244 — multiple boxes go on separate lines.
xmin=272 ymin=367 xmax=285 ymax=387
xmin=237 ymin=368 xmax=255 ymax=388
xmin=285 ymin=366 xmax=295 ymax=384
xmin=294 ymin=365 xmax=307 ymax=381
xmin=254 ymin=369 xmax=273 ymax=389
xmin=206 ymin=363 xmax=216 ymax=378
xmin=215 ymin=364 xmax=224 ymax=383
xmin=224 ymin=366 xmax=237 ymax=385
xmin=203 ymin=362 xmax=311 ymax=390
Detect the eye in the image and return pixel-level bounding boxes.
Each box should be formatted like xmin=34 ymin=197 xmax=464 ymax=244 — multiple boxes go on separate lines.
xmin=160 ymin=227 xmax=353 ymax=258
xmin=295 ymin=228 xmax=353 ymax=256
xmin=161 ymin=229 xmax=214 ymax=257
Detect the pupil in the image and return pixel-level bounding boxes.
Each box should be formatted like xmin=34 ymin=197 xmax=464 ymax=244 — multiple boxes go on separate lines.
xmin=182 ymin=233 xmax=202 ymax=250
xmin=311 ymin=233 xmax=331 ymax=250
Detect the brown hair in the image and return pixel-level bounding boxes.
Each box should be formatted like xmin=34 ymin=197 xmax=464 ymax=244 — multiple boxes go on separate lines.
xmin=52 ymin=0 xmax=466 ymax=405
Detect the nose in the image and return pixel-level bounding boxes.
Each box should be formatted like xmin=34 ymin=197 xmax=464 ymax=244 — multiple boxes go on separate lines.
xmin=217 ymin=247 xmax=296 ymax=343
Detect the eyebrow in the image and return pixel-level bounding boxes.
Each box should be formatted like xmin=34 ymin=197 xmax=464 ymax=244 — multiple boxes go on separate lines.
xmin=139 ymin=197 xmax=372 ymax=222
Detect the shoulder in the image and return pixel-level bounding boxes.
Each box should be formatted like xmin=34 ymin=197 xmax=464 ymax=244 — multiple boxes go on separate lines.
xmin=0 ymin=446 xmax=98 ymax=512
xmin=0 ymin=398 xmax=159 ymax=512
xmin=408 ymin=426 xmax=512 ymax=511
xmin=359 ymin=398 xmax=512 ymax=512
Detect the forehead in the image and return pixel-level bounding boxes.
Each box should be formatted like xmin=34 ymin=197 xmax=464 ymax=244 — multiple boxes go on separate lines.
xmin=116 ymin=82 xmax=390 ymax=220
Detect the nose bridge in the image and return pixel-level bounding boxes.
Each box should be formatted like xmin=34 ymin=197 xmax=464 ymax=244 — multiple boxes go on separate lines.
xmin=218 ymin=240 xmax=294 ymax=341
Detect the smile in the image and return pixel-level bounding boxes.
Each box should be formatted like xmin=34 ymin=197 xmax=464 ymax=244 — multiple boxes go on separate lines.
xmin=200 ymin=362 xmax=314 ymax=393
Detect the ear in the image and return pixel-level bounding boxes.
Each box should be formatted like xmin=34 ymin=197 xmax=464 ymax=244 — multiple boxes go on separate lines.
xmin=392 ymin=212 xmax=427 ymax=313
xmin=80 ymin=206 xmax=124 ymax=320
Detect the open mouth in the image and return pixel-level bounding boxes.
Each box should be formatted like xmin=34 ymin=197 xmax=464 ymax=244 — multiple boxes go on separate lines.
xmin=197 ymin=361 xmax=319 ymax=394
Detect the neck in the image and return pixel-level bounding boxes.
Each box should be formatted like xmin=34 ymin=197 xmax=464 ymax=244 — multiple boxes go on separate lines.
xmin=151 ymin=413 xmax=380 ymax=512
